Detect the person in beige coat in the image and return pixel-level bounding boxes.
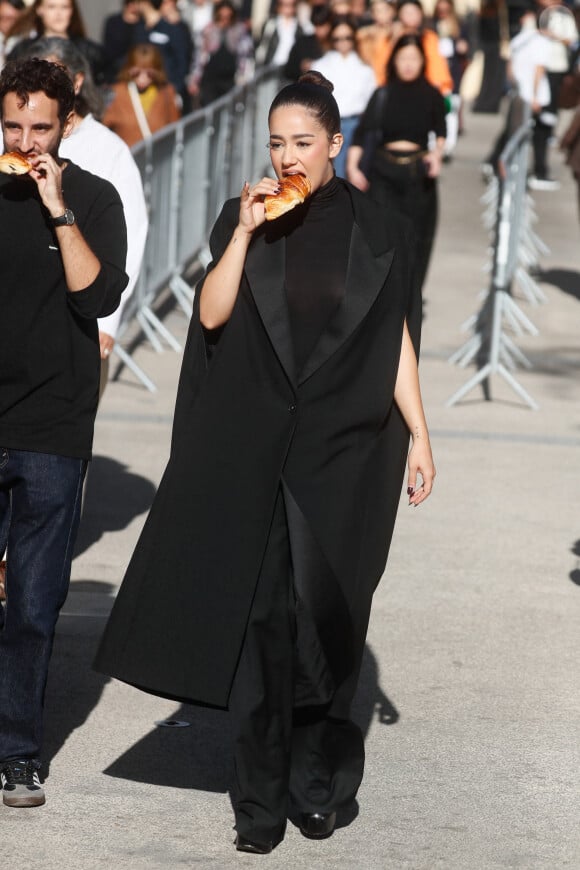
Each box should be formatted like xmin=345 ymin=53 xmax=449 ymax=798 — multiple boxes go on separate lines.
xmin=102 ymin=42 xmax=180 ymax=147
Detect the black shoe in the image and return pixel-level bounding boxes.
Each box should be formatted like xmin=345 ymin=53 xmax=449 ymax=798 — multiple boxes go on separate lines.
xmin=235 ymin=834 xmax=273 ymax=854
xmin=299 ymin=811 xmax=336 ymax=839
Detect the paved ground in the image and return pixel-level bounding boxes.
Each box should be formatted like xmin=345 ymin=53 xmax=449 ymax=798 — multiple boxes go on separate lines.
xmin=3 ymin=109 xmax=580 ymax=869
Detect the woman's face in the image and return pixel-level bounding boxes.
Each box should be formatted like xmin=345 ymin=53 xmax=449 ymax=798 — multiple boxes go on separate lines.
xmin=0 ymin=1 xmax=22 ymax=37
xmin=393 ymin=44 xmax=423 ymax=80
xmin=36 ymin=0 xmax=74 ymax=36
xmin=331 ymin=23 xmax=356 ymax=57
xmin=130 ymin=65 xmax=156 ymax=92
xmin=398 ymin=2 xmax=423 ymax=30
xmin=268 ymin=105 xmax=342 ymax=192
xmin=214 ymin=5 xmax=234 ymax=27
xmin=371 ymin=0 xmax=395 ymax=27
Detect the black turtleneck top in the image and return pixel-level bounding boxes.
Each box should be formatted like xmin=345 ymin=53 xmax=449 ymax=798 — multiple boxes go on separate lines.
xmin=283 ymin=175 xmax=354 ymax=372
xmin=352 ymin=78 xmax=447 ymax=151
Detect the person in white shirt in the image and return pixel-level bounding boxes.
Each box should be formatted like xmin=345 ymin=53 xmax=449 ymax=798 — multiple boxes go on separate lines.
xmin=255 ymin=0 xmax=304 ymax=67
xmin=178 ymin=0 xmax=213 ymax=55
xmin=483 ymin=2 xmax=557 ymax=188
xmin=508 ymin=2 xmax=556 ymax=187
xmin=313 ymin=15 xmax=377 ymax=178
xmin=24 ymin=36 xmax=149 ymax=391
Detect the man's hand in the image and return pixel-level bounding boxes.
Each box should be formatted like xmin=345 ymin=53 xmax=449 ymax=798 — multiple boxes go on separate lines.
xmin=29 ymin=153 xmax=66 ymax=218
xmin=99 ymin=331 xmax=115 ymax=360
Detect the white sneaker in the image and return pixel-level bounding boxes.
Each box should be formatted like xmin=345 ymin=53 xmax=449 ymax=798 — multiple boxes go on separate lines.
xmin=528 ymin=176 xmax=560 ymax=191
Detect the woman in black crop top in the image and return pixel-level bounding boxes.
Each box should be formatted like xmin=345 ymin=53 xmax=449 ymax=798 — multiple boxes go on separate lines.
xmin=348 ymin=34 xmax=447 ymax=296
xmin=96 ymin=71 xmax=435 ymax=855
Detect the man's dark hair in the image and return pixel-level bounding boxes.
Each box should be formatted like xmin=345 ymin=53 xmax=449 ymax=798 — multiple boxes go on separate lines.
xmin=0 ymin=57 xmax=75 ymax=125
xmin=141 ymin=0 xmax=163 ymax=10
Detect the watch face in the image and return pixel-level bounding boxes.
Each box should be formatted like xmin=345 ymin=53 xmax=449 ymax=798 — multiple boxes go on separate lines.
xmin=54 ymin=208 xmax=75 ymax=226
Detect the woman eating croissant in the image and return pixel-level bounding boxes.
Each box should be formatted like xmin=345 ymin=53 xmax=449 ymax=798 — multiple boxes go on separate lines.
xmin=95 ymin=70 xmax=435 ymax=854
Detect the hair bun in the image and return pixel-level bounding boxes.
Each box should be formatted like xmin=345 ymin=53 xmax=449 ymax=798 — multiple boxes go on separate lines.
xmin=297 ymin=71 xmax=334 ymax=93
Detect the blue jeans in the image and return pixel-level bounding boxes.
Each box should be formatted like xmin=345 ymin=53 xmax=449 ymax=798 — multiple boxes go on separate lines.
xmin=0 ymin=448 xmax=86 ymax=763
xmin=335 ymin=115 xmax=360 ymax=180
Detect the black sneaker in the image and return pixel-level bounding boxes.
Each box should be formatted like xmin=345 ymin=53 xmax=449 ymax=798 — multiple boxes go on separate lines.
xmin=1 ymin=760 xmax=45 ymax=807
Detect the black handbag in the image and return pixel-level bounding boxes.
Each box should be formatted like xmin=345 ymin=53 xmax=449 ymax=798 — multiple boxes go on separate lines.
xmin=359 ymin=86 xmax=389 ymax=180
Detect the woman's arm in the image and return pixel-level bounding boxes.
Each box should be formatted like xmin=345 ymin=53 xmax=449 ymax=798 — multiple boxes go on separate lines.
xmin=346 ymin=144 xmax=369 ymax=190
xmin=424 ymin=135 xmax=446 ymax=177
xmin=393 ymin=321 xmax=436 ymax=506
xmin=199 ymin=177 xmax=279 ymax=329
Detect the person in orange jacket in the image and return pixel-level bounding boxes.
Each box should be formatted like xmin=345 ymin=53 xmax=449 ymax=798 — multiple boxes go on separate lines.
xmin=378 ymin=0 xmax=453 ymax=94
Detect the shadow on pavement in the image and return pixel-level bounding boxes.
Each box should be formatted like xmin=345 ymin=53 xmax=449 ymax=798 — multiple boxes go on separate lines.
xmin=42 ymin=580 xmax=115 ymax=778
xmin=101 ymin=644 xmax=399 ymax=796
xmin=74 ymin=455 xmax=156 ymax=558
xmin=570 ymin=539 xmax=580 ymax=586
xmin=104 ymin=702 xmax=233 ymax=793
xmin=539 ymin=268 xmax=580 ymax=303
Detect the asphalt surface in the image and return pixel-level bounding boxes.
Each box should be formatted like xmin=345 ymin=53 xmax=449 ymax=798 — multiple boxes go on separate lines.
xmin=3 ymin=109 xmax=580 ymax=869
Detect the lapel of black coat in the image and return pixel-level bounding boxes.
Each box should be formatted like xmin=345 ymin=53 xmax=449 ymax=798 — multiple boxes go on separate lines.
xmin=244 ymin=227 xmax=297 ymax=387
xmin=298 ymin=220 xmax=394 ymax=385
xmin=243 ymin=183 xmax=395 ymax=389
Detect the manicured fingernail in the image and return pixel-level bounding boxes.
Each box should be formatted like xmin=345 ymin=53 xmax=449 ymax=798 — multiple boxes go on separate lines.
xmin=407 ymin=487 xmax=414 ymax=495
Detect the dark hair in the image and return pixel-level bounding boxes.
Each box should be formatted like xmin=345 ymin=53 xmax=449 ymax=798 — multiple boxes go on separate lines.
xmin=11 ymin=0 xmax=87 ymax=39
xmin=310 ymin=4 xmax=333 ymax=26
xmin=213 ymin=0 xmax=237 ymax=22
xmin=16 ymin=36 xmax=104 ymax=118
xmin=142 ymin=0 xmax=163 ymax=9
xmin=387 ymin=33 xmax=426 ymax=80
xmin=0 ymin=56 xmax=75 ymax=124
xmin=268 ymin=71 xmax=340 ymax=137
xmin=2 ymin=0 xmax=25 ymax=10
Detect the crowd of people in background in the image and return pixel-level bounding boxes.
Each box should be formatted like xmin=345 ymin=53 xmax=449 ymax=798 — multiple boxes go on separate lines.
xmin=0 ymin=0 xmax=576 ymax=252
xmin=0 ymin=0 xmax=578 ymax=179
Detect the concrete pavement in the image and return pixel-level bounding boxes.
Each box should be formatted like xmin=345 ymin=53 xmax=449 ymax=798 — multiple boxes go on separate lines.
xmin=3 ymin=109 xmax=580 ymax=869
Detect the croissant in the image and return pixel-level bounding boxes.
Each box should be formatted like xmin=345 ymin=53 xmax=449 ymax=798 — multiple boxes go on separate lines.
xmin=0 ymin=151 xmax=32 ymax=175
xmin=264 ymin=174 xmax=311 ymax=221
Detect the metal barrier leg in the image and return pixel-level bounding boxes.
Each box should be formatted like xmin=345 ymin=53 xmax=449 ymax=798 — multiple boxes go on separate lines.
xmin=447 ymin=291 xmax=539 ymax=409
xmin=140 ymin=306 xmax=182 ymax=352
xmin=112 ymin=344 xmax=158 ymax=393
xmin=502 ymin=293 xmax=539 ymax=336
xmin=137 ymin=310 xmax=165 ymax=353
xmin=169 ymin=275 xmax=194 ymax=317
xmin=448 ymin=333 xmax=482 ymax=368
xmin=496 ymin=362 xmax=539 ymax=410
xmin=515 ymin=266 xmax=547 ymax=305
xmin=502 ymin=333 xmax=533 ymax=369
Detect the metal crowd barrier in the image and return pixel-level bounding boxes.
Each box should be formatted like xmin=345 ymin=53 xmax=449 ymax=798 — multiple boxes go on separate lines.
xmin=112 ymin=67 xmax=282 ymax=392
xmin=446 ymin=99 xmax=549 ymax=411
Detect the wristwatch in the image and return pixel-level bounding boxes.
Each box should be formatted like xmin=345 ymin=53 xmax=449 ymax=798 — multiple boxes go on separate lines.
xmin=52 ymin=208 xmax=75 ymax=227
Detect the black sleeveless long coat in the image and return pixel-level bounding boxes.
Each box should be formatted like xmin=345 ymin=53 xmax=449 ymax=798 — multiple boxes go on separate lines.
xmin=94 ymin=181 xmax=420 ymax=714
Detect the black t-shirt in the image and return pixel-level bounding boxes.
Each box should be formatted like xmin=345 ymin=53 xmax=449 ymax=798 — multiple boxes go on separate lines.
xmin=353 ymin=78 xmax=447 ymax=151
xmin=0 ymin=162 xmax=128 ymax=459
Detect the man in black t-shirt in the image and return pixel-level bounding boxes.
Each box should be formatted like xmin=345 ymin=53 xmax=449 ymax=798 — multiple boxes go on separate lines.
xmin=0 ymin=58 xmax=127 ymax=809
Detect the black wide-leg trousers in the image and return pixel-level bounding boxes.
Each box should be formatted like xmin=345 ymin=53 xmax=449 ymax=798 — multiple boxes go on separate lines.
xmin=228 ymin=489 xmax=365 ymax=847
